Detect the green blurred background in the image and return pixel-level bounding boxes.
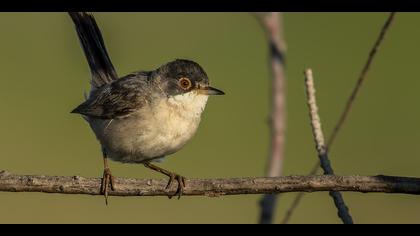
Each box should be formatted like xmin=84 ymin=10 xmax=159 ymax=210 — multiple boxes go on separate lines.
xmin=0 ymin=12 xmax=419 ymax=224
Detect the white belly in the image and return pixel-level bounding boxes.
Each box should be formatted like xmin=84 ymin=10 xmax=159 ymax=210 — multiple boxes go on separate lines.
xmin=90 ymin=91 xmax=209 ymax=163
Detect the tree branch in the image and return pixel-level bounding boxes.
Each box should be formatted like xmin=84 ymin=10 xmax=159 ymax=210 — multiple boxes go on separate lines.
xmin=282 ymin=12 xmax=397 ymax=224
xmin=1 ymin=171 xmax=420 ymax=197
xmin=281 ymin=162 xmax=319 ymax=224
xmin=254 ymin=11 xmax=287 ymax=225
xmin=327 ymin=12 xmax=396 ymax=149
xmin=304 ymin=69 xmax=353 ymax=224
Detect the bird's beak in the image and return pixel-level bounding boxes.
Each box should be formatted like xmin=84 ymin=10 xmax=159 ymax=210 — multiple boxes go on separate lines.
xmin=197 ymin=86 xmax=225 ymax=95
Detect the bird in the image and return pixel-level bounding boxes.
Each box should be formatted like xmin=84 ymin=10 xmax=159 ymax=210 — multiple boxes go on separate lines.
xmin=68 ymin=12 xmax=224 ymax=204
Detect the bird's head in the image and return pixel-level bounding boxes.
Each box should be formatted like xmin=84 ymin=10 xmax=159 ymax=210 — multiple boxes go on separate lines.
xmin=155 ymin=59 xmax=225 ymax=98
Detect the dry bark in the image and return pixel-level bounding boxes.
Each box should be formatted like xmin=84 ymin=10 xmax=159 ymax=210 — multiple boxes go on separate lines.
xmin=0 ymin=171 xmax=419 ymax=197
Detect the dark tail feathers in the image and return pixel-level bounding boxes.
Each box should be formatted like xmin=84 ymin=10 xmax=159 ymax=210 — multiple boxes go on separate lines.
xmin=69 ymin=12 xmax=118 ymax=89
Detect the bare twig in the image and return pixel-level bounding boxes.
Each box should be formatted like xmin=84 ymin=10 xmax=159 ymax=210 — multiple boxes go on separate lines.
xmin=254 ymin=12 xmax=287 ymax=225
xmin=1 ymin=171 xmax=420 ymax=196
xmin=304 ymin=69 xmax=353 ymax=224
xmin=327 ymin=12 xmax=396 ymax=149
xmin=281 ymin=163 xmax=319 ymax=224
xmin=282 ymin=12 xmax=396 ymax=224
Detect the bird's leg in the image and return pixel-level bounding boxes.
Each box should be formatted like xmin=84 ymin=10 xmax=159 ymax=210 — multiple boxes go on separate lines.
xmin=143 ymin=162 xmax=186 ymax=199
xmin=100 ymin=153 xmax=115 ymax=205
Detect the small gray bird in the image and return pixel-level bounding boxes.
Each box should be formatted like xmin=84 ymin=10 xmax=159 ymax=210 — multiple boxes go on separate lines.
xmin=69 ymin=12 xmax=224 ymax=203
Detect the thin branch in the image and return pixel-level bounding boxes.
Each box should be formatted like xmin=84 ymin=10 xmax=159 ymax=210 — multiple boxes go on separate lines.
xmin=1 ymin=171 xmax=420 ymax=196
xmin=254 ymin=12 xmax=287 ymax=224
xmin=281 ymin=150 xmax=320 ymax=224
xmin=304 ymin=69 xmax=353 ymax=224
xmin=327 ymin=12 xmax=396 ymax=149
xmin=282 ymin=12 xmax=396 ymax=224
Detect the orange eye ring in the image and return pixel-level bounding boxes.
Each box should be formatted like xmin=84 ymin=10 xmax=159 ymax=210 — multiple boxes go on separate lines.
xmin=178 ymin=77 xmax=192 ymax=90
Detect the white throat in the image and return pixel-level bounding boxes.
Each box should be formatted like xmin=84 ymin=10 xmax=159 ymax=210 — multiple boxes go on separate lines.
xmin=167 ymin=91 xmax=209 ymax=118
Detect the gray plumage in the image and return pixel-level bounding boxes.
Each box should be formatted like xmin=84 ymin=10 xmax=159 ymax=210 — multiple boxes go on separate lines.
xmin=69 ymin=13 xmax=224 ymax=164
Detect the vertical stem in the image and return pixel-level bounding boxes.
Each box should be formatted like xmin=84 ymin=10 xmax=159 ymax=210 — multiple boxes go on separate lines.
xmin=255 ymin=12 xmax=287 ymax=224
xmin=304 ymin=69 xmax=353 ymax=224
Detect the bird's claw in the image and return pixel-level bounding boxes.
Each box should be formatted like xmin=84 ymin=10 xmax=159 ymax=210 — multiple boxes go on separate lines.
xmin=166 ymin=173 xmax=186 ymax=199
xmin=101 ymin=167 xmax=115 ymax=205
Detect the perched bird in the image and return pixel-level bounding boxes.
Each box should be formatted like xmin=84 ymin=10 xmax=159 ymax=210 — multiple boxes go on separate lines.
xmin=68 ymin=12 xmax=224 ymax=204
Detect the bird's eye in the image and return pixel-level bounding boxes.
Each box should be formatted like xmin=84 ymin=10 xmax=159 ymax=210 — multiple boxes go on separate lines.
xmin=178 ymin=77 xmax=192 ymax=90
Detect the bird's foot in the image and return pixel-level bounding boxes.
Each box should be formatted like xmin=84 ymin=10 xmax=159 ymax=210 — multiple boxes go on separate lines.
xmin=166 ymin=173 xmax=186 ymax=199
xmin=143 ymin=162 xmax=186 ymax=199
xmin=100 ymin=167 xmax=115 ymax=205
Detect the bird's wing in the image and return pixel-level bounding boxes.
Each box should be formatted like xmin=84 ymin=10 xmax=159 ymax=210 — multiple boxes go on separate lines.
xmin=69 ymin=12 xmax=118 ymax=90
xmin=71 ymin=74 xmax=152 ymax=119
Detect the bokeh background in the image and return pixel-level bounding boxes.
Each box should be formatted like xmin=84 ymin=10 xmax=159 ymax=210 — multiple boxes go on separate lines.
xmin=0 ymin=12 xmax=419 ymax=223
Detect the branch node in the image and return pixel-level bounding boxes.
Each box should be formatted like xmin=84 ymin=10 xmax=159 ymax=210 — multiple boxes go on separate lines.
xmin=0 ymin=170 xmax=10 ymax=177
